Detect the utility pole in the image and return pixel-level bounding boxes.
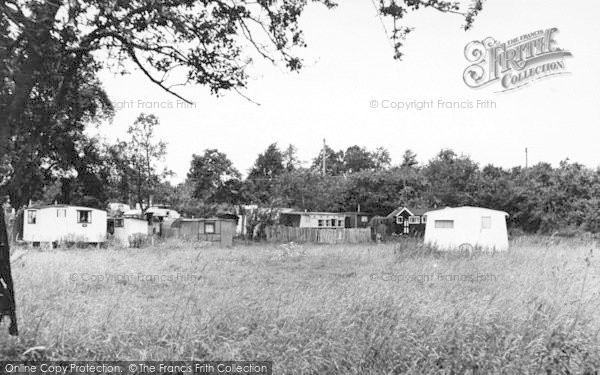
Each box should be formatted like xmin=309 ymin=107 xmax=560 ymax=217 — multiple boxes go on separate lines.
xmin=322 ymin=138 xmax=326 ymax=175
xmin=525 ymin=147 xmax=528 ymax=168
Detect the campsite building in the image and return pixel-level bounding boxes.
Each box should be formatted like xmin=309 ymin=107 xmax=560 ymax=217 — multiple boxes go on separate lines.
xmin=279 ymin=211 xmax=347 ymax=229
xmin=107 ymin=216 xmax=149 ymax=246
xmin=423 ymin=207 xmax=509 ymax=251
xmin=23 ymin=204 xmax=107 ymax=244
xmin=171 ymin=218 xmax=236 ymax=247
xmin=344 ymin=212 xmax=375 ymax=228
xmin=387 ymin=207 xmax=432 ymax=236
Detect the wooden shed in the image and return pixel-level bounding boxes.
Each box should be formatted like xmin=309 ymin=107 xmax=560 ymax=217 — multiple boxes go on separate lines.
xmin=171 ymin=218 xmax=236 ymax=247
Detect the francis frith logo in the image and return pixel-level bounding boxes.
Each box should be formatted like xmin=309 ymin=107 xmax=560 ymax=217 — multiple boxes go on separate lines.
xmin=463 ymin=28 xmax=572 ymax=92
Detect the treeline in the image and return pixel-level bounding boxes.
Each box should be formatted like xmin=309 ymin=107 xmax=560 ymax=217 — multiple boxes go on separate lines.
xmin=4 ymin=113 xmax=600 ymax=234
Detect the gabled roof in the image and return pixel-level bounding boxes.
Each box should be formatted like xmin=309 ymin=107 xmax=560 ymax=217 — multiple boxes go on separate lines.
xmin=387 ymin=207 xmax=436 ymax=218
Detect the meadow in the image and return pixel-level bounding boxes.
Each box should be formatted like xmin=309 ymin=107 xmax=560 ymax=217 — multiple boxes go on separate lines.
xmin=0 ymin=236 xmax=599 ymax=374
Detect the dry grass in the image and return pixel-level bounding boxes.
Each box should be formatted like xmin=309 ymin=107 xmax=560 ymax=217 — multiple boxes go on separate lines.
xmin=1 ymin=236 xmax=599 ymax=374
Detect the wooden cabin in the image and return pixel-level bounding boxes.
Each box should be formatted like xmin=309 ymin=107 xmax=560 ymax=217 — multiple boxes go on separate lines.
xmin=386 ymin=207 xmax=433 ymax=236
xmin=170 ymin=218 xmax=236 ymax=247
xmin=279 ymin=211 xmax=347 ymax=229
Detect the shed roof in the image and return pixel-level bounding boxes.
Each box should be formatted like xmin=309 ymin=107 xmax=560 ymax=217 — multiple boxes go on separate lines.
xmin=281 ymin=211 xmax=348 ymax=216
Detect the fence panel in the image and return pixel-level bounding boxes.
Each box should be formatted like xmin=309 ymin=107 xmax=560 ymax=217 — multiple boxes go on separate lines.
xmin=265 ymin=226 xmax=372 ymax=244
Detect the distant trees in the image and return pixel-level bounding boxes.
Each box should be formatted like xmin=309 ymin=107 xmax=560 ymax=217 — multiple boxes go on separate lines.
xmin=311 ymin=145 xmax=392 ymax=175
xmin=123 ymin=114 xmax=172 ymax=210
xmin=187 ymin=149 xmax=242 ymax=204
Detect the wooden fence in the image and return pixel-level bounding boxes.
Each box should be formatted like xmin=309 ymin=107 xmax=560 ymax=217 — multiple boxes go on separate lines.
xmin=265 ymin=226 xmax=372 ymax=244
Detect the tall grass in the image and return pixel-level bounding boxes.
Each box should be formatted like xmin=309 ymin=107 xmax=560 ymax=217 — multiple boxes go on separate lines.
xmin=1 ymin=236 xmax=599 ymax=373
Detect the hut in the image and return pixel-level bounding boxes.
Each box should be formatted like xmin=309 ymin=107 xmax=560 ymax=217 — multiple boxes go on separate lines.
xmin=344 ymin=212 xmax=375 ymax=228
xmin=423 ymin=207 xmax=509 ymax=251
xmin=108 ymin=217 xmax=149 ymax=246
xmin=171 ymin=218 xmax=236 ymax=247
xmin=23 ymin=204 xmax=107 ymax=245
xmin=279 ymin=211 xmax=347 ymax=229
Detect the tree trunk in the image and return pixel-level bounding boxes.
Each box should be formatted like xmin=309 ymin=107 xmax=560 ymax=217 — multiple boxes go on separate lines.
xmin=0 ymin=207 xmax=18 ymax=335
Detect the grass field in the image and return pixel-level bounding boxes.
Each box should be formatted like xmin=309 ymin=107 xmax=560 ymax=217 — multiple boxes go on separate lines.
xmin=1 ymin=236 xmax=599 ymax=374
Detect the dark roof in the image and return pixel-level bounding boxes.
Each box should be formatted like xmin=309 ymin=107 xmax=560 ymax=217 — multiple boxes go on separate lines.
xmin=281 ymin=211 xmax=347 ymax=216
xmin=387 ymin=207 xmax=437 ymax=218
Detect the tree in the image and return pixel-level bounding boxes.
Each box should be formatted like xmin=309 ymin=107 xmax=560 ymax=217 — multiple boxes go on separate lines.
xmin=423 ymin=149 xmax=480 ymax=207
xmin=187 ymin=149 xmax=241 ymax=203
xmin=249 ymin=143 xmax=285 ymax=179
xmin=373 ymin=147 xmax=392 ymax=170
xmin=283 ymin=145 xmax=301 ymax=172
xmin=311 ymin=145 xmax=345 ymax=175
xmin=124 ymin=113 xmax=172 ymax=210
xmin=400 ymin=149 xmax=419 ymax=169
xmin=343 ymin=146 xmax=375 ymax=173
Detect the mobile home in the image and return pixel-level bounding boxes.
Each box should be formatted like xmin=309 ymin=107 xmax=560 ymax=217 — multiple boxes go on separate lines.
xmin=424 ymin=207 xmax=509 ymax=251
xmin=23 ymin=205 xmax=107 ymax=244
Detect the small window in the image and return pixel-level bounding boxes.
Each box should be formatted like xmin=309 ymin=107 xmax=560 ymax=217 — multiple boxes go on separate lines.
xmin=422 ymin=215 xmax=427 ymax=223
xmin=318 ymin=220 xmax=323 ymax=227
xmin=331 ymin=219 xmax=336 ymax=227
xmin=114 ymin=219 xmax=124 ymax=228
xmin=27 ymin=210 xmax=37 ymax=224
xmin=396 ymin=216 xmax=403 ymax=224
xmin=205 ymin=222 xmax=215 ymax=234
xmin=57 ymin=208 xmax=66 ymax=218
xmin=361 ymin=216 xmax=368 ymax=223
xmin=434 ymin=220 xmax=454 ymax=229
xmin=338 ymin=220 xmax=343 ymax=227
xmin=77 ymin=210 xmax=92 ymax=223
xmin=481 ymin=216 xmax=492 ymax=229
xmin=409 ymin=216 xmax=420 ymax=224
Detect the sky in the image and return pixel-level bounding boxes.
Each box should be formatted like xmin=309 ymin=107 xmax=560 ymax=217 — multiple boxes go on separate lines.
xmin=92 ymin=0 xmax=600 ymax=184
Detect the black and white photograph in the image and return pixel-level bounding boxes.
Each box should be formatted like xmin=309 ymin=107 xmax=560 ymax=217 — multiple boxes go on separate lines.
xmin=1 ymin=0 xmax=599 ymax=373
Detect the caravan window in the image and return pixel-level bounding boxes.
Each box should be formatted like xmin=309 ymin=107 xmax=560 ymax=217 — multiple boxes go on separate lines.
xmin=422 ymin=215 xmax=427 ymax=223
xmin=77 ymin=210 xmax=92 ymax=223
xmin=481 ymin=216 xmax=492 ymax=229
xmin=434 ymin=220 xmax=454 ymax=229
xmin=318 ymin=220 xmax=323 ymax=227
xmin=114 ymin=219 xmax=124 ymax=228
xmin=27 ymin=210 xmax=37 ymax=224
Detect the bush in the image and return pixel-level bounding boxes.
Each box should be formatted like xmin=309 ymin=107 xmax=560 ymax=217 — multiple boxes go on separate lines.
xmin=128 ymin=233 xmax=148 ymax=248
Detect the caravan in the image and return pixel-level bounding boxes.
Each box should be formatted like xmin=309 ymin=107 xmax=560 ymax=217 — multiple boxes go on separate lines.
xmin=424 ymin=207 xmax=509 ymax=251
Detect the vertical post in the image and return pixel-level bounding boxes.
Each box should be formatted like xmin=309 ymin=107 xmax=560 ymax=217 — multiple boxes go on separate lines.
xmin=322 ymin=138 xmax=326 ymax=175
xmin=525 ymin=147 xmax=528 ymax=168
xmin=0 ymin=207 xmax=18 ymax=335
